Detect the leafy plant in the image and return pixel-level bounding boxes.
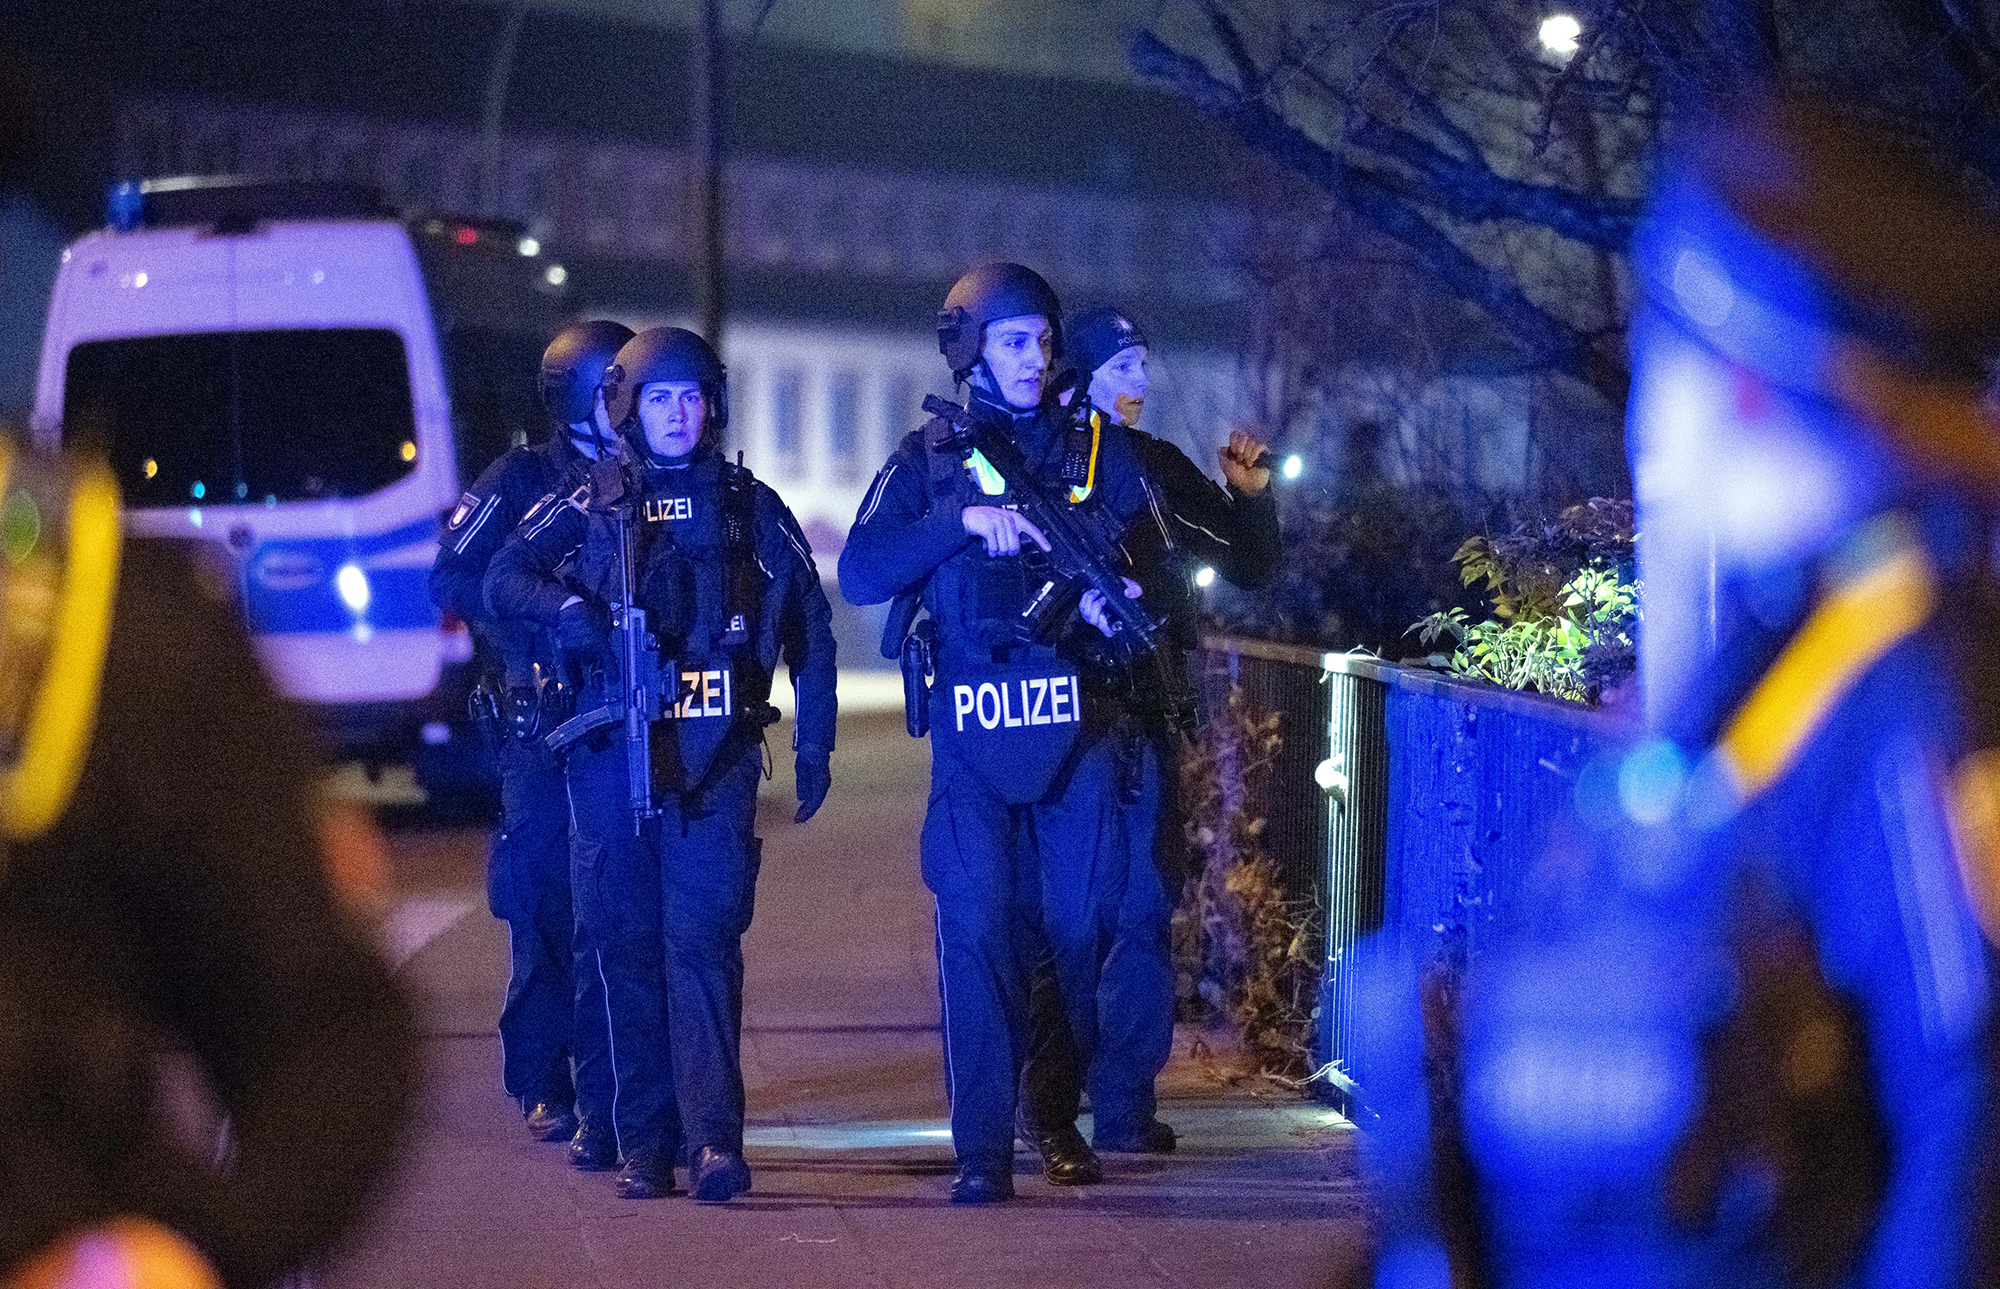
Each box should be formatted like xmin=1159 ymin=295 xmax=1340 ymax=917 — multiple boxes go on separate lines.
xmin=1409 ymin=498 xmax=1639 ymax=705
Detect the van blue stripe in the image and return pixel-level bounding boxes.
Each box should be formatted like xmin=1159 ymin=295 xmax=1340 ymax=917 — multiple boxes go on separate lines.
xmin=239 ymin=514 xmax=443 ymax=636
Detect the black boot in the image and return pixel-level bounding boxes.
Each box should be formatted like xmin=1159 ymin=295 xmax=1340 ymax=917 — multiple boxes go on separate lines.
xmin=688 ymin=1146 xmax=753 ymax=1203
xmin=616 ymin=1149 xmax=677 ymax=1199
xmin=1016 ymin=1116 xmax=1102 ymax=1185
xmin=1094 ymin=1118 xmax=1177 ymax=1154
xmin=950 ymin=1160 xmax=1015 ymax=1204
xmin=568 ymin=1119 xmax=618 ymax=1171
xmin=522 ymin=1098 xmax=579 ymax=1143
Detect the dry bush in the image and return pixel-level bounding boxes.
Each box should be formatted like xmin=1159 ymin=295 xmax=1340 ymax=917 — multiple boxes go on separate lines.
xmin=1172 ymin=685 xmax=1319 ymax=1083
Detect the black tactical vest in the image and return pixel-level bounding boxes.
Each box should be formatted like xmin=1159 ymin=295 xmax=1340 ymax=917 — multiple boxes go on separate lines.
xmin=626 ymin=453 xmax=772 ymax=792
xmin=913 ymin=403 xmax=1104 ymax=804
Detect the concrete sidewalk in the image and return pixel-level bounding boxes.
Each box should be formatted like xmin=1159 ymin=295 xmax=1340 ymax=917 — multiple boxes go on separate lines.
xmin=329 ymin=714 xmax=1365 ymax=1289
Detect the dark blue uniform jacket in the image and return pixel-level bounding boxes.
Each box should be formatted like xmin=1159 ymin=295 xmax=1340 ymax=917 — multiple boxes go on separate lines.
xmin=430 ymin=435 xmax=590 ymax=680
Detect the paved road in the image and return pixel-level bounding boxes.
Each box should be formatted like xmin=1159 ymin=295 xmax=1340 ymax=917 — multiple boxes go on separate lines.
xmin=329 ymin=710 xmax=1366 ymax=1289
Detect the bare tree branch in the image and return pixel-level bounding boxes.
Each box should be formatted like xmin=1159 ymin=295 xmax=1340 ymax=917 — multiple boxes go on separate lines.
xmin=1200 ymin=0 xmax=1263 ymax=90
xmin=1130 ymin=28 xmax=1594 ymax=378
xmin=1373 ymin=59 xmax=1484 ymax=159
xmin=1345 ymin=117 xmax=1641 ymax=248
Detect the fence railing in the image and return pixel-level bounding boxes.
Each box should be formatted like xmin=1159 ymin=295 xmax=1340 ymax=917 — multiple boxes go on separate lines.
xmin=1192 ymin=636 xmax=1633 ymax=1117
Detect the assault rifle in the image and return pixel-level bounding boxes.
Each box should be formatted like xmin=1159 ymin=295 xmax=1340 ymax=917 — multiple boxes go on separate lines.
xmin=542 ymin=472 xmax=666 ymax=835
xmin=921 ymin=393 xmax=1195 ymax=731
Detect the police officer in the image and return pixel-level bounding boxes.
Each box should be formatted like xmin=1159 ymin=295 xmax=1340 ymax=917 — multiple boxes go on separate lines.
xmin=840 ymin=263 xmax=1160 ymax=1202
xmin=484 ymin=327 xmax=836 ymax=1203
xmin=1362 ymin=99 xmax=2000 ymax=1289
xmin=429 ymin=319 xmax=629 ymax=1163
xmin=1020 ymin=307 xmax=1282 ymax=1158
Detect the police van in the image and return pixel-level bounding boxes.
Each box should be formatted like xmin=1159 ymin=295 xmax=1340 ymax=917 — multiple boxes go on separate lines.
xmin=31 ymin=176 xmax=566 ymax=770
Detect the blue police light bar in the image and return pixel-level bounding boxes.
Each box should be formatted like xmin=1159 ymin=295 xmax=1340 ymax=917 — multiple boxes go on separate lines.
xmin=105 ymin=181 xmax=145 ymax=232
xmin=104 ymin=176 xmax=394 ymax=233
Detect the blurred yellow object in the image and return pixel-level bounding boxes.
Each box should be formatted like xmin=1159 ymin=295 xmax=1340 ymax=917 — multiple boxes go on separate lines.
xmin=1716 ymin=535 xmax=1935 ymax=799
xmin=6 ymin=1219 xmax=220 ymax=1289
xmin=0 ymin=447 xmax=121 ymax=841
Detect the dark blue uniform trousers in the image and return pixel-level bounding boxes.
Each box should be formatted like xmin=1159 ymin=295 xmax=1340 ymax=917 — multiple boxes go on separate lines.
xmin=492 ymin=739 xmax=610 ymax=1117
xmin=566 ymin=734 xmax=762 ymax=1163
xmin=925 ymin=726 xmax=1143 ymax=1166
xmin=1021 ymin=727 xmax=1175 ymax=1140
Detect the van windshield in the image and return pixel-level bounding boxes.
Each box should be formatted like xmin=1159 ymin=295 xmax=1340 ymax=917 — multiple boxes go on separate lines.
xmin=63 ymin=328 xmax=419 ymax=505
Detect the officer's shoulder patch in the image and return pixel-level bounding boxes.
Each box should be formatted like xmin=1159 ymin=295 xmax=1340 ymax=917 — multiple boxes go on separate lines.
xmin=447 ymin=491 xmax=480 ymax=529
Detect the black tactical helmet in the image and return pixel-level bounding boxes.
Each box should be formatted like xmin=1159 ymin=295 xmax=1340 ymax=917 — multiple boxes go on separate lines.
xmin=538 ymin=320 xmax=635 ymax=425
xmin=602 ymin=327 xmax=729 ymax=431
xmin=937 ymin=262 xmax=1063 ymax=379
xmin=1064 ymin=306 xmax=1148 ymax=382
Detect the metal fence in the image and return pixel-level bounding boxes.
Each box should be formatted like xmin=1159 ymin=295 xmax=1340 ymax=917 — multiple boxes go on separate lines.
xmin=1191 ymin=638 xmax=1395 ymax=1114
xmin=1192 ymin=636 xmax=1632 ymax=1118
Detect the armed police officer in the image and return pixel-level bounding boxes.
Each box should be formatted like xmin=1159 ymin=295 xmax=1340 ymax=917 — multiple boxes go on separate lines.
xmin=840 ymin=263 xmax=1166 ymax=1203
xmin=485 ymin=326 xmax=836 ymax=1204
xmin=429 ymin=319 xmax=629 ymax=1161
xmin=1020 ymin=307 xmax=1282 ymax=1160
xmin=1361 ymin=99 xmax=2000 ymax=1289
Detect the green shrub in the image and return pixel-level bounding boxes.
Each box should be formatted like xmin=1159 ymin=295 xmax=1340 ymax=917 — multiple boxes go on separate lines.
xmin=1408 ymin=499 xmax=1639 ymax=705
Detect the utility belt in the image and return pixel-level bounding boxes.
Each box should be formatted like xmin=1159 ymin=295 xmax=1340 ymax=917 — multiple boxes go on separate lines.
xmin=469 ymin=664 xmax=576 ymax=750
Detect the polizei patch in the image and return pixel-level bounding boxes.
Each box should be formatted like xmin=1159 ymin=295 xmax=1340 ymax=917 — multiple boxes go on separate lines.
xmin=676 ymin=667 xmax=733 ymax=719
xmin=645 ymin=496 xmax=694 ymax=522
xmin=951 ymin=674 xmax=1081 ymax=732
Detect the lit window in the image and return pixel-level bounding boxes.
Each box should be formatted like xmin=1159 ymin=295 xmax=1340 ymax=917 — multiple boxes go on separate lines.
xmin=771 ymin=369 xmax=804 ymax=474
xmin=829 ymin=372 xmax=861 ymax=479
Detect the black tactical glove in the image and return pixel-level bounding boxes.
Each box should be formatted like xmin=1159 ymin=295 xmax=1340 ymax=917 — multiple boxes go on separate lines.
xmin=794 ymin=745 xmax=831 ymax=823
xmin=555 ymin=597 xmax=609 ymax=654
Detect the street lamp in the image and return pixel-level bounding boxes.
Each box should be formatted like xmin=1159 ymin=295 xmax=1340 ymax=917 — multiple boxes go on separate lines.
xmin=1539 ymin=13 xmax=1582 ymax=60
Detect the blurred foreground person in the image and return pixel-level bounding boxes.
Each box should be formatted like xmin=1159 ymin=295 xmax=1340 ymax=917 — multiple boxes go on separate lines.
xmin=429 ymin=319 xmax=629 ymax=1158
xmin=1020 ymin=307 xmax=1280 ymax=1158
xmin=1362 ymin=100 xmax=2000 ymax=1289
xmin=0 ymin=440 xmax=417 ymax=1287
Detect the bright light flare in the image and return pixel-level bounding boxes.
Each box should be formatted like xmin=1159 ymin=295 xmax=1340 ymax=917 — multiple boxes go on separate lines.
xmin=1539 ymin=13 xmax=1582 ymax=57
xmin=517 ymin=236 xmax=540 ymax=257
xmin=1281 ymin=454 xmax=1304 ymax=480
xmin=1194 ymin=566 xmax=1218 ymax=588
xmin=336 ymin=562 xmax=371 ymax=614
xmin=545 ymin=264 xmax=568 ymax=287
